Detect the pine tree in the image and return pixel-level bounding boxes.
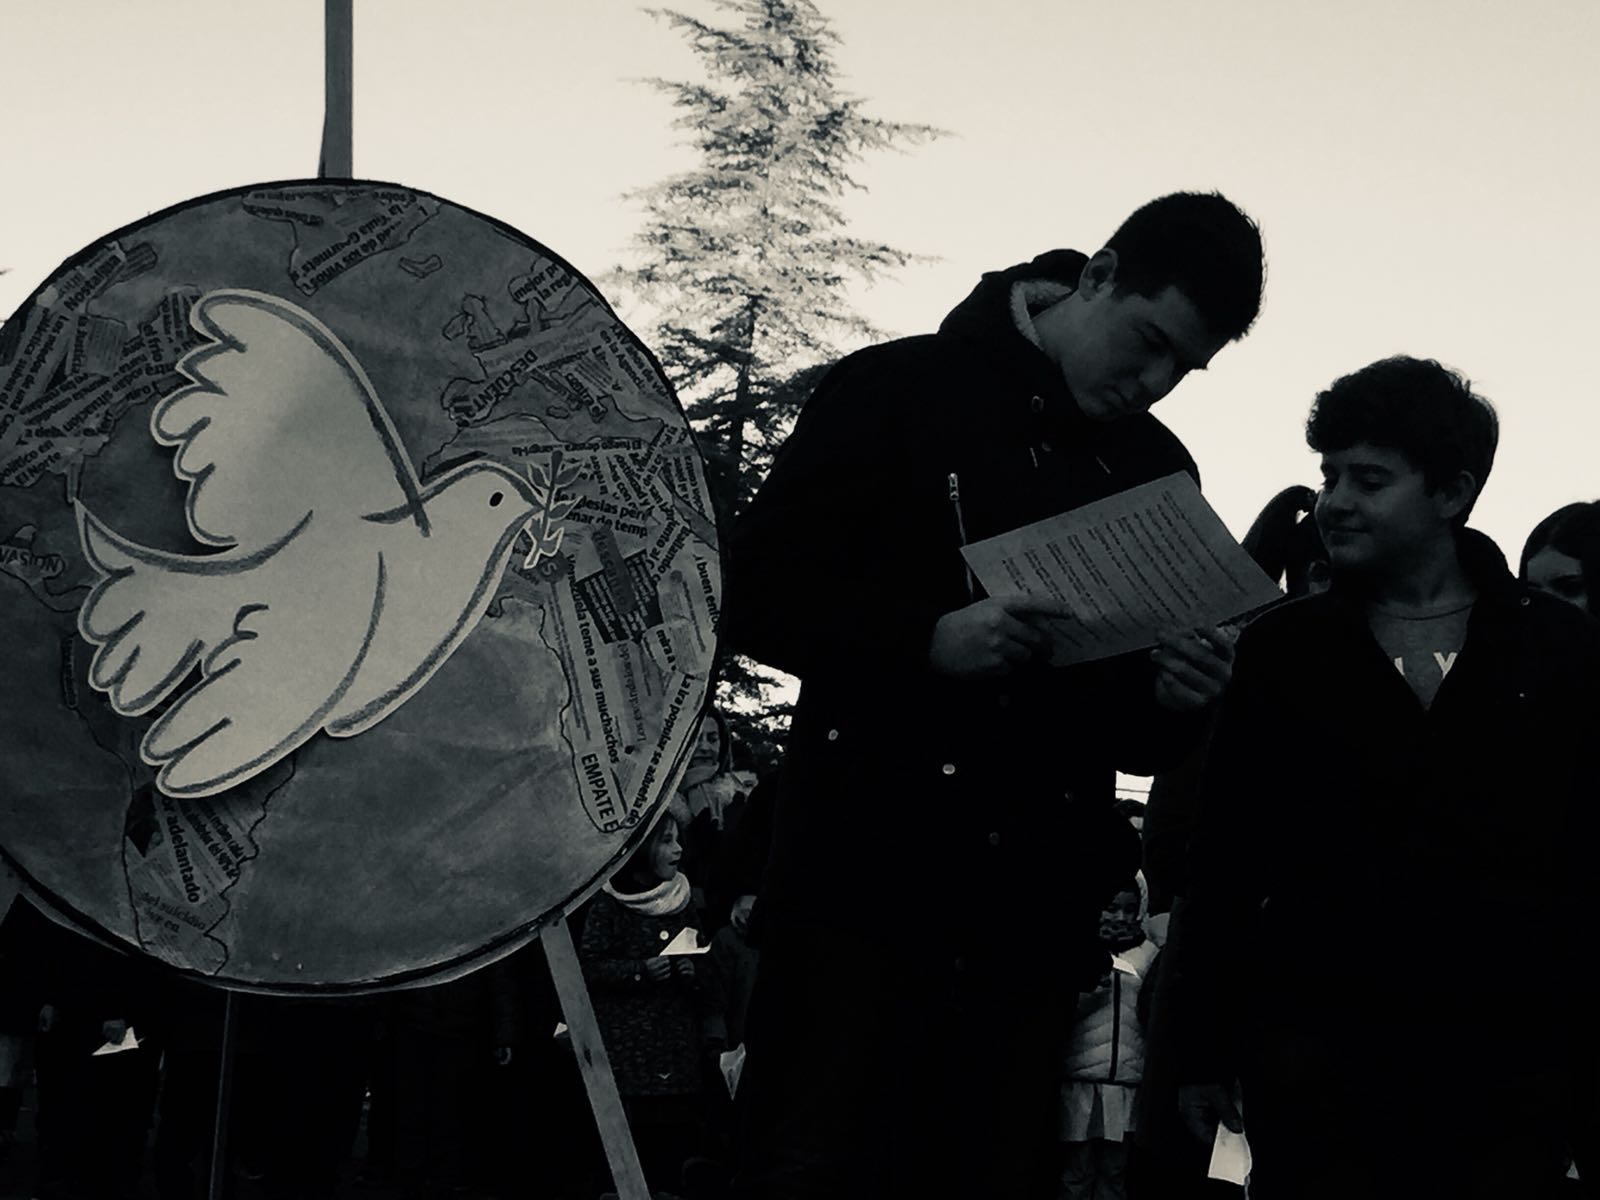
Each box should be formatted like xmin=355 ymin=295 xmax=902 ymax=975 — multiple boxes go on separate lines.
xmin=611 ymin=0 xmax=943 ymax=773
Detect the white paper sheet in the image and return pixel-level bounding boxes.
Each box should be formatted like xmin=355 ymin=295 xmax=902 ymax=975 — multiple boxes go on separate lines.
xmin=1143 ymin=910 xmax=1172 ymax=948
xmin=92 ymin=1026 xmax=139 ymax=1056
xmin=661 ymin=926 xmax=709 ymax=956
xmin=960 ymin=472 xmax=1281 ymax=665
xmin=719 ymin=1044 xmax=747 ymax=1098
xmin=1208 ymin=1124 xmax=1252 ymax=1184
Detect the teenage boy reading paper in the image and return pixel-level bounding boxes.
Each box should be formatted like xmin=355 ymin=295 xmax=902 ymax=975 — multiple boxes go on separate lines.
xmin=725 ymin=192 xmax=1265 ymax=1200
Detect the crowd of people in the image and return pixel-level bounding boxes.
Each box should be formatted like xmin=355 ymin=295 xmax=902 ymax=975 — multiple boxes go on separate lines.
xmin=4 ymin=190 xmax=1599 ymax=1199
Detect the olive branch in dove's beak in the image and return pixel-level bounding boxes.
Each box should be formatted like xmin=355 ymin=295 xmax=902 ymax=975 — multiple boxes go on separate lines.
xmin=521 ymin=455 xmax=583 ymax=570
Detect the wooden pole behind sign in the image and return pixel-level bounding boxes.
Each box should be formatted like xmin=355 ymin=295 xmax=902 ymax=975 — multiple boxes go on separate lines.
xmin=543 ymin=916 xmax=651 ymax=1200
xmin=320 ymin=0 xmax=353 ymax=177
xmin=206 ymin=991 xmax=240 ymax=1200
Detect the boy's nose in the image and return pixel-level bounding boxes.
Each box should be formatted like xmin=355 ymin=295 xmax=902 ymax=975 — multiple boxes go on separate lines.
xmin=1317 ymin=485 xmax=1351 ymax=517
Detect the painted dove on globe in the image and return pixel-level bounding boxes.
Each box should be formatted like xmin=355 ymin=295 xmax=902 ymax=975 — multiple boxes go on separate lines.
xmin=75 ymin=289 xmax=550 ymax=798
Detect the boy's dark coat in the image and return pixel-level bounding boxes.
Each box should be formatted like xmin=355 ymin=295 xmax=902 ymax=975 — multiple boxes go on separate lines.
xmin=727 ymin=250 xmax=1207 ymax=983
xmin=1180 ymin=530 xmax=1600 ymax=1083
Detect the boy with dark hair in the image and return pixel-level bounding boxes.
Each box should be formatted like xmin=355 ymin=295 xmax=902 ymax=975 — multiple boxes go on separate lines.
xmin=1306 ymin=354 xmax=1498 ymax=526
xmin=1176 ymin=355 xmax=1600 ymax=1198
xmin=1103 ymin=191 xmax=1267 ymax=344
xmin=725 ymin=192 xmax=1264 ymax=1199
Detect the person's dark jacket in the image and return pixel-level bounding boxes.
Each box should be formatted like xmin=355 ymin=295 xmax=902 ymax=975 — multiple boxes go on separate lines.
xmin=1177 ymin=530 xmax=1600 ymax=1084
xmin=705 ymin=777 xmax=773 ymax=934
xmin=725 ymin=250 xmax=1205 ymax=987
xmin=578 ymin=889 xmax=720 ymax=1097
xmin=1141 ymin=735 xmax=1211 ymax=916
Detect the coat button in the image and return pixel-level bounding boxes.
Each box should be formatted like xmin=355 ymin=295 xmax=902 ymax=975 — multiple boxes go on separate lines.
xmin=953 ymin=956 xmax=965 ymax=973
xmin=996 ymin=693 xmax=1010 ymax=709
xmin=826 ymin=729 xmax=839 ymax=741
xmin=659 ymin=930 xmax=670 ymax=941
xmin=941 ymin=763 xmax=956 ymax=776
xmin=1521 ymin=596 xmax=1531 ymax=606
xmin=988 ymin=831 xmax=1001 ymax=847
xmin=1063 ymin=789 xmax=1076 ymax=804
xmin=1029 ymin=395 xmax=1044 ymax=413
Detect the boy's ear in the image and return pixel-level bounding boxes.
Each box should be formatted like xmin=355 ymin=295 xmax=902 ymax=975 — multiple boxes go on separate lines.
xmin=1435 ymin=469 xmax=1478 ymax=522
xmin=1077 ymin=248 xmax=1119 ymax=298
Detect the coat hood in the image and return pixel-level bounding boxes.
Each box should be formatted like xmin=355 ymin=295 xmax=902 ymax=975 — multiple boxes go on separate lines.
xmin=936 ymin=249 xmax=1093 ymax=437
xmin=938 ymin=248 xmax=1089 ymax=350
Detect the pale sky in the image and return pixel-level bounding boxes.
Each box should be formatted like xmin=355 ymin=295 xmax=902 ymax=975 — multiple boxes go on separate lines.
xmin=4 ymin=0 xmax=1599 ymax=561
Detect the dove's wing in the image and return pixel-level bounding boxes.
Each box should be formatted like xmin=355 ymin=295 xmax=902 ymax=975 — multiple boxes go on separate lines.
xmin=153 ymin=290 xmax=427 ymax=549
xmin=75 ymin=502 xmax=310 ymax=716
xmin=137 ymin=542 xmax=387 ymax=798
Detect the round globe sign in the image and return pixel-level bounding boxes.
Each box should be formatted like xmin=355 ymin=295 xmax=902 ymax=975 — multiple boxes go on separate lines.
xmin=0 ymin=180 xmax=721 ymax=992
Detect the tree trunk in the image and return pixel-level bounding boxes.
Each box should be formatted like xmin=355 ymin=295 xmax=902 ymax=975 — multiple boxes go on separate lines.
xmin=724 ymin=297 xmax=761 ymax=522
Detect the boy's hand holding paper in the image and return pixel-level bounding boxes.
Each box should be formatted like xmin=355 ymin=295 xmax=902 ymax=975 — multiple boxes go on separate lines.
xmin=926 ymin=594 xmax=1075 ymax=679
xmin=1151 ymin=625 xmax=1237 ymax=711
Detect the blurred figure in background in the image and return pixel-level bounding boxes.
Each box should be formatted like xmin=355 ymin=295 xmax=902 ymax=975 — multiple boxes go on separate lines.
xmin=678 ymin=707 xmax=749 ymax=928
xmin=9 ymin=899 xmax=161 ymax=1200
xmin=489 ymin=939 xmax=598 ymax=1200
xmin=148 ymin=975 xmax=226 ymax=1200
xmin=0 ymin=899 xmax=35 ymax=1170
xmin=384 ymin=970 xmax=497 ymax=1200
xmin=1058 ymin=875 xmax=1157 ymax=1200
xmin=581 ymin=806 xmax=725 ymax=1198
xmin=1521 ymin=501 xmax=1600 ymax=616
xmin=1521 ymin=500 xmax=1600 ymax=1197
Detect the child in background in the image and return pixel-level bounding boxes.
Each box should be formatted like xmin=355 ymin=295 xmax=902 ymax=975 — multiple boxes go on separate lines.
xmin=580 ymin=803 xmax=725 ymax=1198
xmin=1059 ymin=875 xmax=1156 ymax=1200
xmin=677 ymin=707 xmax=750 ymax=925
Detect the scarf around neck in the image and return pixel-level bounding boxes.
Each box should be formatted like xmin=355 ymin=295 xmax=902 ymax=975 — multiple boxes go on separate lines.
xmin=683 ymin=774 xmax=738 ymax=829
xmin=603 ymin=870 xmax=690 ymax=917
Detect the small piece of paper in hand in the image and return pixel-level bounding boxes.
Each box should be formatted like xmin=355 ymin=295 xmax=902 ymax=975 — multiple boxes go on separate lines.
xmin=1208 ymin=1124 xmax=1251 ymax=1184
xmin=92 ymin=1027 xmax=139 ymax=1056
xmin=1144 ymin=910 xmax=1172 ymax=947
xmin=1110 ymin=953 xmax=1141 ymax=976
xmin=552 ymin=1022 xmax=569 ymax=1038
xmin=661 ymin=927 xmax=709 ymax=956
xmin=719 ymin=1044 xmax=747 ymax=1098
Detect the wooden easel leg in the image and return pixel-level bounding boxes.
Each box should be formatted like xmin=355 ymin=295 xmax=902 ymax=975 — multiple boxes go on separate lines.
xmin=207 ymin=991 xmax=239 ymax=1200
xmin=544 ymin=916 xmax=651 ymax=1200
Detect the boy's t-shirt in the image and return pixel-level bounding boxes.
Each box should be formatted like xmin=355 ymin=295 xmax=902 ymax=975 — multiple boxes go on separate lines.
xmin=1365 ymin=601 xmax=1474 ymax=709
